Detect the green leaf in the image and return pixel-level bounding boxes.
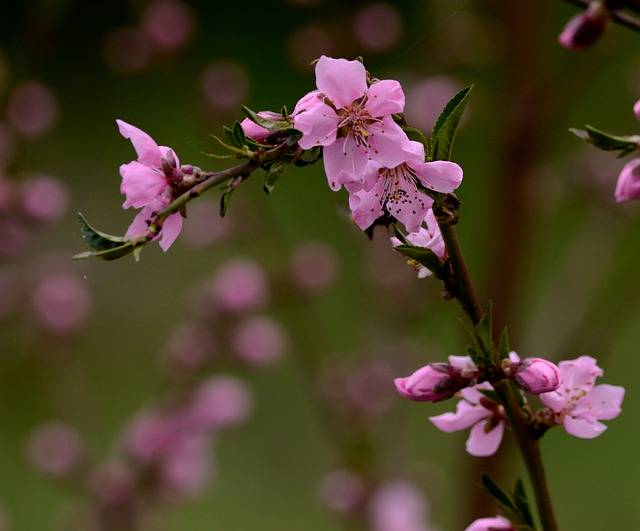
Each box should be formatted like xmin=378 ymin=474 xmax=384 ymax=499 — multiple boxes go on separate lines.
xmin=513 ymin=478 xmax=534 ymax=526
xmin=570 ymin=126 xmax=640 ymax=157
xmin=498 ymin=327 xmax=510 ymax=359
xmin=242 ymin=105 xmax=290 ymax=133
xmin=263 ymin=159 xmax=289 ymax=194
xmin=394 ymin=244 xmax=444 ymax=279
xmin=232 ymin=121 xmax=247 ymax=148
xmin=295 ymin=146 xmax=322 ymax=167
xmin=403 ymin=126 xmax=429 ymax=152
xmin=73 ymin=242 xmax=135 ymax=261
xmin=430 ymin=85 xmax=473 ymax=161
xmin=219 ymin=187 xmax=234 ymax=217
xmin=475 ymin=302 xmax=493 ymax=356
xmin=78 ymin=212 xmax=126 ymax=251
xmin=478 ymin=388 xmax=501 ymax=403
xmin=482 ymin=474 xmax=516 ymax=513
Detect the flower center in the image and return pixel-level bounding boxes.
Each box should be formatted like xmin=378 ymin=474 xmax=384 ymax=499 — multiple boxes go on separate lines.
xmin=336 ymin=99 xmax=381 ymax=147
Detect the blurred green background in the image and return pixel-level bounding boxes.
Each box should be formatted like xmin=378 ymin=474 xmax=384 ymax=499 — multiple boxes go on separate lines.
xmin=1 ymin=0 xmax=639 ymax=530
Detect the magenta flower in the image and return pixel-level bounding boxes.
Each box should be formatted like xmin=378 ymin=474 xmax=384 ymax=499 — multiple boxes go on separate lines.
xmin=390 ymin=209 xmax=445 ymax=278
xmin=430 ymin=382 xmax=506 ymax=457
xmin=540 ymin=356 xmax=624 ymax=439
xmin=465 ymin=516 xmax=514 ymax=531
xmin=395 ymin=355 xmax=477 ymax=402
xmin=614 ymin=158 xmax=640 ymax=203
xmin=240 ymin=111 xmax=282 ymax=143
xmin=348 ymin=140 xmax=462 ymax=232
xmin=558 ymin=3 xmax=608 ymax=51
xmin=293 ymin=55 xmax=414 ymax=191
xmin=507 ymin=352 xmax=560 ymax=395
xmin=117 ymin=119 xmax=183 ymax=251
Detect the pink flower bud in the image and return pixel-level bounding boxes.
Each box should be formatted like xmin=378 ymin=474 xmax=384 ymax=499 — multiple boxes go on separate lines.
xmin=26 ymin=422 xmax=84 ymax=477
xmin=514 ymin=357 xmax=560 ymax=394
xmin=240 ymin=111 xmax=282 ymax=143
xmin=615 ymin=158 xmax=640 ymax=203
xmin=558 ymin=4 xmax=608 ymax=51
xmin=394 ymin=363 xmax=469 ymax=402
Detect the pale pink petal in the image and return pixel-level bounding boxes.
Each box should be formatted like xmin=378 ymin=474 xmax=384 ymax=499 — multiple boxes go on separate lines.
xmin=508 ymin=351 xmax=521 ymax=364
xmin=348 ymin=184 xmax=384 ymax=230
xmin=367 ymin=117 xmax=416 ymax=169
xmin=465 ymin=515 xmax=514 ymax=531
xmin=365 ymin=79 xmax=405 ymax=117
xmin=323 ymin=137 xmax=368 ymax=190
xmin=460 ymin=381 xmax=493 ymax=404
xmin=614 ymin=158 xmax=640 ymax=203
xmin=466 ymin=419 xmax=504 ymax=457
xmin=159 ymin=212 xmax=183 ymax=251
xmin=159 ymin=146 xmax=179 ymax=167
xmin=580 ymin=384 xmax=624 ymax=421
xmin=119 ymin=161 xmax=167 ymax=209
xmin=293 ymin=90 xmax=322 ymax=115
xmin=414 ymin=160 xmax=463 ymax=193
xmin=557 ymin=356 xmax=602 ymax=393
xmin=315 ymin=56 xmax=367 ymax=108
xmin=448 ymin=355 xmax=476 ymax=372
xmin=293 ymin=102 xmax=339 ymax=150
xmin=125 ymin=205 xmax=155 ymax=240
xmin=385 ymin=177 xmax=432 ymax=233
xmin=429 ymin=401 xmax=489 ymax=433
xmin=563 ymin=416 xmax=607 ymax=439
xmin=116 ymin=119 xmax=162 ymax=167
xmin=539 ymin=390 xmax=567 ymax=413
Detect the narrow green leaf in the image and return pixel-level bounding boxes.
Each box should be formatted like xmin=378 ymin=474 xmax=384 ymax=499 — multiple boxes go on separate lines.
xmin=263 ymin=159 xmax=289 ymax=194
xmin=219 ymin=188 xmax=234 ymax=217
xmin=498 ymin=327 xmax=510 ymax=359
xmin=394 ymin=244 xmax=444 ymax=279
xmin=570 ymin=126 xmax=640 ymax=156
xmin=513 ymin=478 xmax=534 ymax=526
xmin=481 ymin=474 xmax=516 ymax=513
xmin=475 ymin=302 xmax=493 ymax=356
xmin=73 ymin=242 xmax=135 ymax=261
xmin=232 ymin=121 xmax=246 ymax=148
xmin=430 ymin=85 xmax=473 ymax=161
xmin=78 ymin=212 xmax=126 ymax=251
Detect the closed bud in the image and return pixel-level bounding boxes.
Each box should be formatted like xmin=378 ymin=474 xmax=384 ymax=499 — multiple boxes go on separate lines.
xmin=394 ymin=363 xmax=469 ymax=402
xmin=615 ymin=158 xmax=640 ymax=203
xmin=514 ymin=357 xmax=561 ymax=394
xmin=559 ymin=3 xmax=609 ymax=51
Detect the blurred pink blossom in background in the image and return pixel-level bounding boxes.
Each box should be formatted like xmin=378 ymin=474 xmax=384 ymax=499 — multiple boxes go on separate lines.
xmin=31 ymin=274 xmax=92 ymax=334
xmin=318 ymin=469 xmax=365 ymax=514
xmin=405 ymin=77 xmax=460 ymax=133
xmin=289 ymin=241 xmax=338 ymax=293
xmin=19 ymin=175 xmax=68 ymax=222
xmin=6 ymin=81 xmax=59 ymax=137
xmin=165 ymin=320 xmax=215 ymax=370
xmin=353 ymin=2 xmax=403 ymax=52
xmin=201 ymin=61 xmax=249 ymax=112
xmin=141 ymin=0 xmax=195 ymax=52
xmin=232 ymin=315 xmax=287 ymax=366
xmin=26 ymin=422 xmax=84 ymax=477
xmin=188 ymin=376 xmax=254 ymax=431
xmin=208 ymin=259 xmax=268 ymax=313
xmin=369 ymin=479 xmax=435 ymax=531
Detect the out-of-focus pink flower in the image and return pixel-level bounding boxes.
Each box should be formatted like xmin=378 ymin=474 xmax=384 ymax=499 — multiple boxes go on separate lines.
xmin=558 ymin=3 xmax=608 ymax=51
xmin=188 ymin=376 xmax=254 ymax=431
xmin=201 ymin=61 xmax=249 ymax=111
xmin=240 ymin=111 xmax=282 ymax=143
xmin=349 ymin=141 xmax=463 ymax=232
xmin=123 ymin=410 xmax=180 ymax=463
xmin=165 ymin=321 xmax=215 ymax=370
xmin=103 ymin=27 xmax=153 ymax=73
xmin=6 ymin=81 xmax=59 ymax=137
xmin=289 ymin=241 xmax=338 ymax=293
xmin=160 ymin=434 xmax=213 ymax=499
xmin=614 ymin=158 xmax=640 ymax=203
xmin=208 ymin=259 xmax=268 ymax=313
xmin=182 ymin=201 xmax=232 ymax=248
xmin=141 ymin=0 xmax=195 ymax=51
xmin=540 ymin=356 xmax=624 ymax=439
xmin=353 ymin=2 xmax=403 ymax=52
xmin=508 ymin=352 xmax=560 ymax=394
xmin=26 ymin=422 xmax=84 ymax=477
xmin=390 ymin=210 xmax=445 ymax=278
xmin=465 ymin=515 xmax=514 ymax=531
xmin=31 ymin=274 xmax=92 ymax=334
xmin=286 ymin=24 xmax=335 ymax=72
xmin=19 ymin=175 xmax=68 ymax=222
xmin=406 ymin=77 xmax=460 ymax=133
xmin=395 ymin=355 xmax=477 ymax=402
xmin=634 ymin=100 xmax=640 ymax=121
xmin=88 ymin=462 xmax=136 ymax=505
xmin=318 ymin=470 xmax=365 ymax=513
xmin=117 ymin=120 xmax=183 ymax=251
xmin=232 ymin=316 xmax=287 ymax=367
xmin=430 ymin=382 xmax=506 ymax=457
xmin=369 ymin=479 xmax=433 ymax=531
xmin=293 ymin=56 xmax=414 ymax=191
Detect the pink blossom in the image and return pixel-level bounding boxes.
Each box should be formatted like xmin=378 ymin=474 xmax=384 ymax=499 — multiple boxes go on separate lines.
xmin=288 ymin=241 xmax=338 ymax=292
xmin=430 ymin=382 xmax=506 ymax=457
xmin=208 ymin=259 xmax=268 ymax=313
xmin=240 ymin=111 xmax=282 ymax=143
xmin=465 ymin=515 xmax=514 ymax=531
xmin=369 ymin=479 xmax=434 ymax=531
xmin=26 ymin=422 xmax=84 ymax=477
xmin=19 ymin=175 xmax=68 ymax=222
xmin=293 ymin=56 xmax=414 ymax=191
xmin=507 ymin=352 xmax=560 ymax=394
xmin=31 ymin=274 xmax=92 ymax=334
xmin=160 ymin=434 xmax=213 ymax=499
xmin=232 ymin=316 xmax=287 ymax=366
xmin=540 ymin=356 xmax=624 ymax=439
xmin=390 ymin=210 xmax=445 ymax=278
xmin=124 ymin=410 xmax=180 ymax=463
xmin=349 ymin=140 xmax=463 ymax=232
xmin=117 ymin=119 xmax=183 ymax=251
xmin=614 ymin=158 xmax=640 ymax=203
xmin=188 ymin=376 xmax=254 ymax=431
xmin=317 ymin=470 xmax=365 ymax=513
xmin=395 ymin=355 xmax=477 ymax=402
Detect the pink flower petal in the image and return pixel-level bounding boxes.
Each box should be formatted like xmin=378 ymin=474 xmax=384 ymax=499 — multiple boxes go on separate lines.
xmin=385 ymin=177 xmax=432 ymax=233
xmin=557 ymin=355 xmax=602 ymax=394
xmin=466 ymin=419 xmax=504 ymax=457
xmin=634 ymin=100 xmax=640 ymax=121
xmin=614 ymin=158 xmax=640 ymax=203
xmin=116 ymin=119 xmax=162 ymax=167
xmin=414 ymin=160 xmax=463 ymax=193
xmin=159 ymin=212 xmax=183 ymax=251
xmin=348 ymin=184 xmax=384 ymax=230
xmin=125 ymin=205 xmax=155 ymax=240
xmin=323 ymin=137 xmax=368 ymax=191
xmin=367 ymin=117 xmax=416 ymax=169
xmin=365 ymin=79 xmax=405 ymax=117
xmin=579 ymin=384 xmax=625 ymax=421
xmin=119 ymin=161 xmax=167 ymax=209
xmin=429 ymin=401 xmax=489 ymax=433
xmin=563 ymin=416 xmax=607 ymax=439
xmin=315 ymin=56 xmax=367 ymax=108
xmin=465 ymin=515 xmax=514 ymax=531
xmin=293 ymin=101 xmax=339 ymax=150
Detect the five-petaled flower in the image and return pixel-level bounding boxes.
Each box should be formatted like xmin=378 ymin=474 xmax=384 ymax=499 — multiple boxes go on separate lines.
xmin=117 ymin=119 xmax=185 ymax=251
xmin=540 ymin=355 xmax=624 ymax=439
xmin=430 ymin=382 xmax=506 ymax=457
xmin=293 ymin=55 xmax=415 ymax=192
